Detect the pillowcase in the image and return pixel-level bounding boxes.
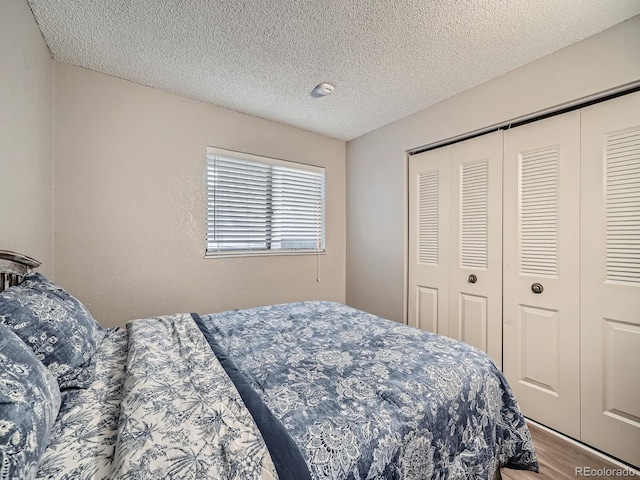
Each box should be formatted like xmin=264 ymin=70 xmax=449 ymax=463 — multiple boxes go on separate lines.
xmin=0 ymin=323 xmax=61 ymax=480
xmin=0 ymin=272 xmax=105 ymax=389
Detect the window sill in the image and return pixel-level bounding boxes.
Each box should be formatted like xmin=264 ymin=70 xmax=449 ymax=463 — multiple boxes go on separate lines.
xmin=204 ymin=250 xmax=326 ymax=259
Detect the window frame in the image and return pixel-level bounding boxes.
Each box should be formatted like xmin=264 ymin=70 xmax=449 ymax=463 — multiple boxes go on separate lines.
xmin=204 ymin=146 xmax=326 ymax=258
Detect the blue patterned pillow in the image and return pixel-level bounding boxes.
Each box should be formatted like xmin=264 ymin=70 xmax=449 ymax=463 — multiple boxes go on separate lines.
xmin=0 ymin=323 xmax=61 ymax=480
xmin=0 ymin=273 xmax=105 ymax=390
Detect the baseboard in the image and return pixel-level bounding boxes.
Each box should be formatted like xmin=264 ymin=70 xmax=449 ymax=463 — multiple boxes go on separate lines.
xmin=525 ymin=418 xmax=640 ymax=474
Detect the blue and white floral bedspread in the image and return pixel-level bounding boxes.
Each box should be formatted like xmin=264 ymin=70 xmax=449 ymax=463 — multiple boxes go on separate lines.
xmin=37 ymin=327 xmax=128 ymax=480
xmin=38 ymin=304 xmax=537 ymax=479
xmin=110 ymin=313 xmax=279 ymax=480
xmin=38 ymin=314 xmax=292 ymax=480
xmin=201 ymin=301 xmax=539 ymax=480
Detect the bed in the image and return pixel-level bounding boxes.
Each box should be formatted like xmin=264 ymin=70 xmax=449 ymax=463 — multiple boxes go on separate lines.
xmin=0 ymin=250 xmax=538 ymax=479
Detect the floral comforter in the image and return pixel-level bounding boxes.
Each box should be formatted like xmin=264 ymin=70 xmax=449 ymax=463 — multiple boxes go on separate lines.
xmin=36 ymin=303 xmax=538 ymax=479
xmin=37 ymin=313 xmax=305 ymax=479
xmin=200 ymin=301 xmax=539 ymax=479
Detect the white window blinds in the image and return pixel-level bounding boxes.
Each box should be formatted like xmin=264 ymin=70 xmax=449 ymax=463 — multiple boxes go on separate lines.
xmin=206 ymin=147 xmax=326 ymax=256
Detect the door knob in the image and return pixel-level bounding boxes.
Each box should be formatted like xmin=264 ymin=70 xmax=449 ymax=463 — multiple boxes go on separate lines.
xmin=531 ymin=283 xmax=544 ymax=294
xmin=468 ymin=274 xmax=477 ymax=284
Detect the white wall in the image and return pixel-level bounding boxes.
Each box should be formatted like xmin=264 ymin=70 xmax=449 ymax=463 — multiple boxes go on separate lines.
xmin=0 ymin=0 xmax=54 ymax=276
xmin=346 ymin=16 xmax=640 ymax=323
xmin=54 ymin=64 xmax=346 ymax=326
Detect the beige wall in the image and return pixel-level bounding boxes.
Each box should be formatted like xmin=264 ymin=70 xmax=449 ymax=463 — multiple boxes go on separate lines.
xmin=0 ymin=0 xmax=54 ymax=276
xmin=346 ymin=16 xmax=640 ymax=323
xmin=54 ymin=64 xmax=346 ymax=326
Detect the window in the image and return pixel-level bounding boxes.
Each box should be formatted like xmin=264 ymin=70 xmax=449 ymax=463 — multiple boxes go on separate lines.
xmin=206 ymin=147 xmax=326 ymax=256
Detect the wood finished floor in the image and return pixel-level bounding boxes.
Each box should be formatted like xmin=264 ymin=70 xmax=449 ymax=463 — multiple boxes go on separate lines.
xmin=501 ymin=423 xmax=636 ymax=480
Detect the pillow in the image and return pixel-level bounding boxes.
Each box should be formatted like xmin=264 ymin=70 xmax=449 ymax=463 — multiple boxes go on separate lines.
xmin=0 ymin=273 xmax=105 ymax=389
xmin=0 ymin=323 xmax=61 ymax=480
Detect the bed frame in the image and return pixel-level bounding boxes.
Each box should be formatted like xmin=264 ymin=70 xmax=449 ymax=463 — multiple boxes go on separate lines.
xmin=0 ymin=250 xmax=41 ymax=292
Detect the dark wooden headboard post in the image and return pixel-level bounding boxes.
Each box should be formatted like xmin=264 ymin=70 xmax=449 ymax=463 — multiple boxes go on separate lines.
xmin=0 ymin=250 xmax=41 ymax=292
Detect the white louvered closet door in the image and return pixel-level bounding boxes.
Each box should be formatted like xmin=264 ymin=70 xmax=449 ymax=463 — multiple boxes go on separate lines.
xmin=503 ymin=111 xmax=581 ymax=439
xmin=580 ymin=91 xmax=640 ymax=467
xmin=448 ymin=132 xmax=503 ymax=368
xmin=408 ymin=147 xmax=449 ymax=335
xmin=408 ymin=146 xmax=450 ymax=334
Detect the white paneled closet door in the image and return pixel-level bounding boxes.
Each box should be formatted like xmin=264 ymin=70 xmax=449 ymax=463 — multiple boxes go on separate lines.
xmin=503 ymin=111 xmax=581 ymax=439
xmin=448 ymin=132 xmax=503 ymax=368
xmin=408 ymin=146 xmax=450 ymax=335
xmin=581 ymin=91 xmax=640 ymax=467
xmin=408 ymin=132 xmax=503 ymax=367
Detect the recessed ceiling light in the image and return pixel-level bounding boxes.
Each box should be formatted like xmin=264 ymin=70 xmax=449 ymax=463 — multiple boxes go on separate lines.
xmin=312 ymin=82 xmax=335 ymax=97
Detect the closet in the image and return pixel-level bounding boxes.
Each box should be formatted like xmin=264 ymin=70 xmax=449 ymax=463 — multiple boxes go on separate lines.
xmin=503 ymin=110 xmax=582 ymax=439
xmin=580 ymin=93 xmax=640 ymax=465
xmin=408 ymin=131 xmax=503 ymax=368
xmin=408 ymin=90 xmax=640 ymax=467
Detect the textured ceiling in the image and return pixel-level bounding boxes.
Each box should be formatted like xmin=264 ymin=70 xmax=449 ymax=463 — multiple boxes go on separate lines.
xmin=28 ymin=0 xmax=640 ymax=141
